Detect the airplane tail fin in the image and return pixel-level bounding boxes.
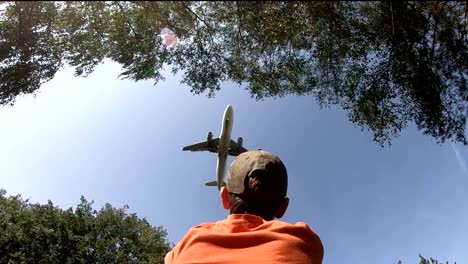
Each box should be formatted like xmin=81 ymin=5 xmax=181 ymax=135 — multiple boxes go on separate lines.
xmin=205 ymin=181 xmax=226 ymax=187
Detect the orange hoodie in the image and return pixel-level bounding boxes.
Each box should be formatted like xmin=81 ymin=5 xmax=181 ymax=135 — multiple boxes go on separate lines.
xmin=165 ymin=214 xmax=324 ymax=264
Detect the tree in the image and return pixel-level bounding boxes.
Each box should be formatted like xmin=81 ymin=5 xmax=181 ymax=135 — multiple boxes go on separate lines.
xmin=397 ymin=255 xmax=457 ymax=264
xmin=0 ymin=189 xmax=172 ymax=264
xmin=0 ymin=1 xmax=62 ymax=106
xmin=0 ymin=1 xmax=467 ymax=146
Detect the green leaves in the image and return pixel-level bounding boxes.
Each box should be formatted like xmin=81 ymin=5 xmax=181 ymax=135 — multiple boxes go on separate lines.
xmin=0 ymin=1 xmax=467 ymax=146
xmin=0 ymin=1 xmax=62 ymax=105
xmin=0 ymin=189 xmax=171 ymax=264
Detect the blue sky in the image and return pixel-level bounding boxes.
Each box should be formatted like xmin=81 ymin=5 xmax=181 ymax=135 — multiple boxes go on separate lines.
xmin=0 ymin=61 xmax=467 ymax=264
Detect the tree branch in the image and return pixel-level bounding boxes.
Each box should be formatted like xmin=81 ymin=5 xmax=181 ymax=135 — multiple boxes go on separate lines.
xmin=114 ymin=1 xmax=139 ymax=39
xmin=390 ymin=1 xmax=395 ymax=38
xmin=236 ymin=2 xmax=244 ymax=50
xmin=179 ymin=1 xmax=212 ymax=31
xmin=179 ymin=1 xmax=219 ymax=61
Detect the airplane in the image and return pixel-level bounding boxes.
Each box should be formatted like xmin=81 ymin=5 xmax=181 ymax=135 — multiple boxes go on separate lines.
xmin=182 ymin=105 xmax=248 ymax=190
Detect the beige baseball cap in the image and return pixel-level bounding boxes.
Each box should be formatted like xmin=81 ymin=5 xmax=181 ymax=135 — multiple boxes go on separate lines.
xmin=227 ymin=149 xmax=288 ymax=199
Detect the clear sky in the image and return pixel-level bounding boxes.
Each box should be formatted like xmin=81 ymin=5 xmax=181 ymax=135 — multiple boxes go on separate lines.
xmin=0 ymin=61 xmax=467 ymax=264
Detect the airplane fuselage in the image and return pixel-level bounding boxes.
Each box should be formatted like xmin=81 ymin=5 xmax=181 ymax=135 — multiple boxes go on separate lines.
xmin=182 ymin=104 xmax=245 ymax=190
xmin=216 ymin=105 xmax=233 ymax=190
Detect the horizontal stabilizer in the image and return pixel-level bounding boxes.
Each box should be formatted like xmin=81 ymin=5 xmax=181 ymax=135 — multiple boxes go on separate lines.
xmin=205 ymin=181 xmax=218 ymax=186
xmin=205 ymin=181 xmax=226 ymax=187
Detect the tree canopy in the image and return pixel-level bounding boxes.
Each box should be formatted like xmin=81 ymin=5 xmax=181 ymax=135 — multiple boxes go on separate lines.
xmin=0 ymin=1 xmax=467 ymax=146
xmin=0 ymin=189 xmax=172 ymax=264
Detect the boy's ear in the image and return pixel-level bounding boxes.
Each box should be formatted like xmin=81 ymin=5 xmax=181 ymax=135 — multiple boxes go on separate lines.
xmin=220 ymin=187 xmax=230 ymax=210
xmin=274 ymin=197 xmax=289 ymax=219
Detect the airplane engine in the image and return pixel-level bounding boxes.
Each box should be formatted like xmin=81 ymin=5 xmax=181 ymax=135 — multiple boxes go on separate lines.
xmin=237 ymin=137 xmax=243 ymax=149
xmin=207 ymin=132 xmax=213 ymax=143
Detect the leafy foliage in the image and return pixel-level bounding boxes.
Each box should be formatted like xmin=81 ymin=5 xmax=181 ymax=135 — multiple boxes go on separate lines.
xmin=0 ymin=1 xmax=62 ymax=105
xmin=0 ymin=189 xmax=171 ymax=264
xmin=0 ymin=1 xmax=467 ymax=146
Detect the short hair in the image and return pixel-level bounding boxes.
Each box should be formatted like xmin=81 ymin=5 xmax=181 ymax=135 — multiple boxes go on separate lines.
xmin=228 ymin=193 xmax=281 ymax=221
xmin=228 ymin=169 xmax=284 ymax=220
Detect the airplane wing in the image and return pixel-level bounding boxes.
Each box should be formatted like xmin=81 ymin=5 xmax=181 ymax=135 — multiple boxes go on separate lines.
xmin=228 ymin=139 xmax=248 ymax=156
xmin=182 ymin=138 xmax=220 ymax=153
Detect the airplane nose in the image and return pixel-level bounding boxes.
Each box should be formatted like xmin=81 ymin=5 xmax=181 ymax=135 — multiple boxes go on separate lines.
xmin=226 ymin=105 xmax=233 ymax=114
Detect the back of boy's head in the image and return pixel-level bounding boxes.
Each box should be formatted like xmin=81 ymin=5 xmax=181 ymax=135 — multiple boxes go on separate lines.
xmin=226 ymin=149 xmax=288 ymax=220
